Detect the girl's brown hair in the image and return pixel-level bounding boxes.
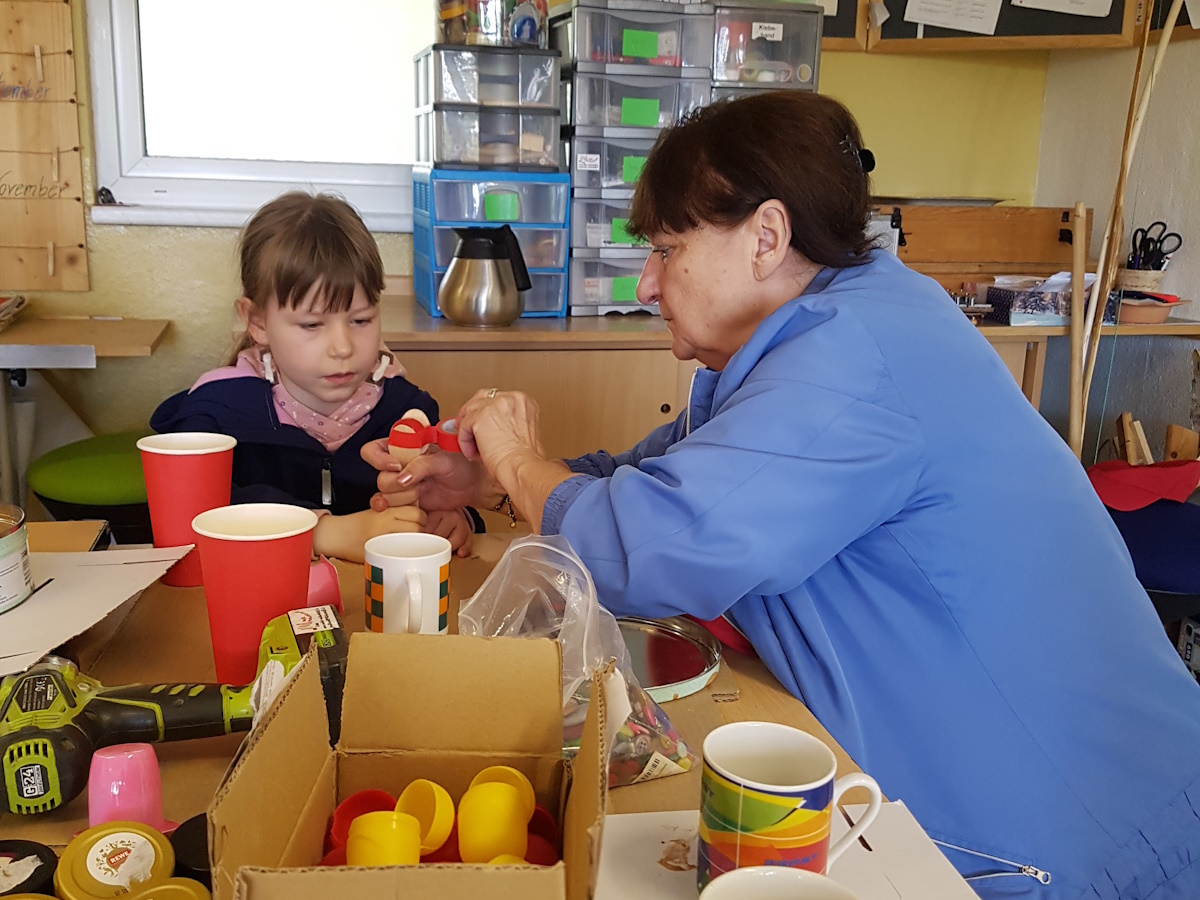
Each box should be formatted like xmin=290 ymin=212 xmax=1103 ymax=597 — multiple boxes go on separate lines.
xmin=627 ymin=92 xmax=877 ymax=268
xmin=229 ymin=192 xmax=385 ymax=360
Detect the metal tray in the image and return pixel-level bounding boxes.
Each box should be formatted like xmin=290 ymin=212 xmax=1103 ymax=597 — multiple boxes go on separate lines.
xmin=618 ymin=616 xmax=721 ymax=703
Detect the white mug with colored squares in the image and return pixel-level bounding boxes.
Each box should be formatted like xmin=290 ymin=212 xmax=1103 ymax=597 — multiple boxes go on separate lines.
xmin=363 ymin=533 xmax=451 ymax=635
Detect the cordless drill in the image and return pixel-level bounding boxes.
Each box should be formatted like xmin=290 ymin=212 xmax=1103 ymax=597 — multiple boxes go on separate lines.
xmin=1 ymin=605 xmax=349 ymax=815
xmin=0 ymin=656 xmax=253 ymax=815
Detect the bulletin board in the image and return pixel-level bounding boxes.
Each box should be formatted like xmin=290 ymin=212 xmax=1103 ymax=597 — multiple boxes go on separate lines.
xmin=0 ymin=0 xmax=89 ymax=292
xmin=822 ymin=0 xmax=871 ymax=50
xmin=1149 ymin=0 xmax=1200 ymax=40
xmin=868 ymin=0 xmax=1140 ymax=50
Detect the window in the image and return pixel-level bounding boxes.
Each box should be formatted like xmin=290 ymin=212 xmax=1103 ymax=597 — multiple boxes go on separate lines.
xmin=88 ymin=0 xmax=436 ymax=230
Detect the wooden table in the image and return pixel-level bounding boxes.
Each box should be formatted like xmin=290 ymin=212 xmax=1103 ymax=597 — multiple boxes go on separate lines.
xmin=0 ymin=527 xmax=866 ymax=848
xmin=0 ymin=315 xmax=170 ymax=504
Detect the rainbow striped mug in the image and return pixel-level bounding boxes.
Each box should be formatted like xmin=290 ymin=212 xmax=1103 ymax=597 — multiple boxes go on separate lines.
xmin=698 ymin=722 xmax=882 ymax=892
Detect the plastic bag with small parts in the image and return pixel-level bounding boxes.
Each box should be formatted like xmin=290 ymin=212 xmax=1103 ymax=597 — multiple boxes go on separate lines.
xmin=459 ymin=534 xmax=695 ymax=787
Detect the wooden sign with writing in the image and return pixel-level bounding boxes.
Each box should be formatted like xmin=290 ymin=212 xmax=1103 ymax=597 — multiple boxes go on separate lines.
xmin=1 ymin=0 xmax=89 ymax=291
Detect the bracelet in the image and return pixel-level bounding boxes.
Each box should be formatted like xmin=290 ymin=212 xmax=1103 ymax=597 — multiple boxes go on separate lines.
xmin=492 ymin=494 xmax=517 ymax=528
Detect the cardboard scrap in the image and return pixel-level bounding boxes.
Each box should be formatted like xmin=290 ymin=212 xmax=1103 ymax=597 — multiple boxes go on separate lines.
xmin=0 ymin=546 xmax=190 ymax=676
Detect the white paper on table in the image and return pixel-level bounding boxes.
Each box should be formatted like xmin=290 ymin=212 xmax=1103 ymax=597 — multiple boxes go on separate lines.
xmin=904 ymin=0 xmax=1002 ymax=34
xmin=0 ymin=546 xmax=191 ymax=677
xmin=1011 ymin=0 xmax=1113 ymax=17
xmin=595 ymin=802 xmax=976 ymax=900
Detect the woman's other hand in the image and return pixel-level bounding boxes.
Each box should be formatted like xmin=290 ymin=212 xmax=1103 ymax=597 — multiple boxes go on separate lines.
xmin=362 ymin=439 xmax=494 ymax=512
xmin=455 ymin=389 xmax=546 ymax=479
xmin=425 ymin=507 xmax=474 ymax=558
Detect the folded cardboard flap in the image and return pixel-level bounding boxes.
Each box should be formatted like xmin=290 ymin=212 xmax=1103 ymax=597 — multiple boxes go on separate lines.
xmin=566 ymin=663 xmax=610 ymax=900
xmin=339 ymin=633 xmax=563 ymax=754
xmin=234 ymin=863 xmax=562 ymax=900
xmin=210 ymin=653 xmax=332 ymax=900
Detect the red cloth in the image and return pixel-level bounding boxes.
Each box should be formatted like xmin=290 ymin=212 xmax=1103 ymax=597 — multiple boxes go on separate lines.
xmin=686 ymin=614 xmax=757 ymax=656
xmin=1086 ymin=459 xmax=1200 ymax=511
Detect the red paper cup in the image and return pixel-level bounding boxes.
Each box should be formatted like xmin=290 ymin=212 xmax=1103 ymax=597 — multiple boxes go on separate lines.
xmin=138 ymin=433 xmax=237 ymax=587
xmin=191 ymin=503 xmax=319 ymax=684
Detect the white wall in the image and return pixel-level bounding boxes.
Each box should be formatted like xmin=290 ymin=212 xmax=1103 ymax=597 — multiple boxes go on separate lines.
xmin=1035 ymin=41 xmax=1200 ymax=461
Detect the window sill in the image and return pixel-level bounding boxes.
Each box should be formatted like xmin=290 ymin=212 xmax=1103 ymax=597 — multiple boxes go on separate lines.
xmin=89 ymin=204 xmax=412 ymax=232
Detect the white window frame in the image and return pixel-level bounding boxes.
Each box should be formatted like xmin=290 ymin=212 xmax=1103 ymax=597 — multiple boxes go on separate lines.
xmin=87 ymin=0 xmax=412 ymax=231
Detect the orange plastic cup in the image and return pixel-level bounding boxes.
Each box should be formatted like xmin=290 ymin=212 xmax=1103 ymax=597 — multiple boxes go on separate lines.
xmin=191 ymin=503 xmax=318 ymax=683
xmin=138 ymin=433 xmax=236 ymax=587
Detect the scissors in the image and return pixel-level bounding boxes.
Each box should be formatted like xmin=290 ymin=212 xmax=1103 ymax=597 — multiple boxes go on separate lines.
xmin=1129 ymin=221 xmax=1183 ymax=270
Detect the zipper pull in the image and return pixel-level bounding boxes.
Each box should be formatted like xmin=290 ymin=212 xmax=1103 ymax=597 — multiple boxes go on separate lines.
xmin=1020 ymin=866 xmax=1052 ymax=885
xmin=321 ymin=460 xmax=333 ymax=507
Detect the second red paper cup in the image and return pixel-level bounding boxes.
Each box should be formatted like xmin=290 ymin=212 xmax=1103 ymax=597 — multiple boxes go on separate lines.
xmin=138 ymin=432 xmax=237 ymax=587
xmin=191 ymin=503 xmax=319 ymax=684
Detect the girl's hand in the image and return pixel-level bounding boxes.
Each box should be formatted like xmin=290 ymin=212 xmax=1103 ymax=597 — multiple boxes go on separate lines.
xmin=425 ymin=508 xmax=474 ymax=558
xmin=363 ymin=440 xmax=497 ymax=511
xmin=314 ymin=506 xmax=425 ymax=563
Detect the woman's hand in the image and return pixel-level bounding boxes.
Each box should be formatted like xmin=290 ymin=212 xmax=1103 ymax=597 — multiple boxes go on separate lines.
xmin=362 ymin=440 xmax=496 ymax=511
xmin=425 ymin=507 xmax=474 ymax=558
xmin=454 ymin=389 xmax=546 ymax=483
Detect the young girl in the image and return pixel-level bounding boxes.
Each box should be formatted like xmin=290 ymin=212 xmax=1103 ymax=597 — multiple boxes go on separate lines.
xmin=152 ymin=191 xmax=479 ymax=562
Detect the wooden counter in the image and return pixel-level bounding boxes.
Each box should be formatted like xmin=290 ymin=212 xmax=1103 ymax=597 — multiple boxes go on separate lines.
xmin=0 ymin=316 xmax=170 ymax=360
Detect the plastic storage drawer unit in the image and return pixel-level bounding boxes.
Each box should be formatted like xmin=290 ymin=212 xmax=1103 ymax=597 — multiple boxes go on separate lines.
xmin=552 ymin=8 xmax=715 ymax=71
xmin=712 ymin=1 xmax=822 ymax=90
xmin=415 ymin=44 xmax=561 ymax=108
xmin=571 ymin=196 xmax=647 ymax=249
xmin=416 ymin=105 xmax=561 ymax=170
xmin=416 ymin=171 xmax=570 ymax=226
xmin=569 ymin=252 xmax=660 ymax=316
xmin=570 ymin=134 xmax=658 ymax=191
xmin=569 ymin=73 xmax=711 ymax=128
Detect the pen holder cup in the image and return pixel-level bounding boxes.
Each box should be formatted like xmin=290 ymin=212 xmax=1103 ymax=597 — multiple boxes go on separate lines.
xmin=1117 ymin=268 xmax=1165 ymax=292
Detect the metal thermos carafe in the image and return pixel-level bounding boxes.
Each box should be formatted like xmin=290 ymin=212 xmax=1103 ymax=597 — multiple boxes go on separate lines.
xmin=437 ymin=224 xmax=532 ymax=327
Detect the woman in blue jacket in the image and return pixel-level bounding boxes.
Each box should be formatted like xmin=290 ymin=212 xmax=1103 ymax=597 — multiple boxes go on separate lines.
xmin=368 ymin=92 xmax=1200 ymax=898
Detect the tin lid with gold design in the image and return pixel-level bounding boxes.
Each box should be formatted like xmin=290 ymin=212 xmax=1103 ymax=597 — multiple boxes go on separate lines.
xmin=54 ymin=822 xmax=174 ymax=900
xmin=127 ymin=876 xmax=211 ymax=900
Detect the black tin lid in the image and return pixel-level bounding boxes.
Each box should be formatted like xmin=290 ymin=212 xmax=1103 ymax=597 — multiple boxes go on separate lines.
xmin=0 ymin=839 xmax=58 ymax=897
xmin=169 ymin=815 xmax=211 ymax=891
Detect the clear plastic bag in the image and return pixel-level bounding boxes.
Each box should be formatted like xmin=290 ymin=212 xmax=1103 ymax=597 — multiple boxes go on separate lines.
xmin=459 ymin=534 xmax=695 ymax=787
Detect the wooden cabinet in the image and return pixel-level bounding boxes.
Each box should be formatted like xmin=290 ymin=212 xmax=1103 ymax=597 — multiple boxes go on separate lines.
xmin=400 ymin=348 xmax=690 ymax=460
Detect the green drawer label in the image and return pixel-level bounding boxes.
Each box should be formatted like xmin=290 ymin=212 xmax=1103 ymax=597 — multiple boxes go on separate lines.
xmin=612 ymin=276 xmax=639 ymax=303
xmin=611 ymin=217 xmax=644 ymax=245
xmin=622 ymin=28 xmax=659 ymax=58
xmin=484 ymin=191 xmax=520 ymax=221
xmin=620 ymin=98 xmax=660 ymax=128
xmin=622 ymin=155 xmax=648 ymax=184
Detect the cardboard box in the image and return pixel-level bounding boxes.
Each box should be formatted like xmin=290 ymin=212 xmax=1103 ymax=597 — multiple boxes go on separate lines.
xmin=209 ymin=633 xmax=608 ymax=900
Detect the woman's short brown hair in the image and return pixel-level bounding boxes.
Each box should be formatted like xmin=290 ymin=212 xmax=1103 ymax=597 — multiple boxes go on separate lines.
xmin=238 ymin=191 xmax=385 ymax=314
xmin=627 ymin=92 xmax=876 ymax=267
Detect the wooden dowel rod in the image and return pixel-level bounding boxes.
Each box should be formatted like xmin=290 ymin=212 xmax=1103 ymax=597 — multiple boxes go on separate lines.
xmin=1069 ymin=201 xmax=1087 ymax=459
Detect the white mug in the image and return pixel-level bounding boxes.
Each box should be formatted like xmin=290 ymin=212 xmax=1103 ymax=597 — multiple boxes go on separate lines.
xmin=363 ymin=533 xmax=452 ymax=635
xmin=700 ymin=867 xmax=862 ymax=900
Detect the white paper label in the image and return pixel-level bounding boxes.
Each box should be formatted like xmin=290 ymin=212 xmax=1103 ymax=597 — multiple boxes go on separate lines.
xmin=287 ymin=605 xmax=341 ymax=635
xmin=657 ymin=30 xmax=679 ymax=56
xmin=752 ymin=21 xmax=784 ymax=40
xmin=87 ymin=832 xmax=157 ymax=888
xmin=0 ymin=524 xmax=33 ymax=613
xmin=631 ymin=751 xmax=687 ymax=783
xmin=586 ymin=222 xmax=607 ymax=249
xmin=577 ymin=153 xmax=601 ymax=172
xmin=584 ymin=277 xmax=603 ymax=301
xmin=0 ymin=856 xmax=41 ymax=892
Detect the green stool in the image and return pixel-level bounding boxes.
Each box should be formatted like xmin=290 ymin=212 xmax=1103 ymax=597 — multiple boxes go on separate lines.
xmin=27 ymin=431 xmax=152 ymax=544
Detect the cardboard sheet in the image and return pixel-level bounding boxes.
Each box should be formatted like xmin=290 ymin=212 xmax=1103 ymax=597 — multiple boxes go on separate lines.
xmin=0 ymin=546 xmax=191 ymax=676
xmin=595 ymin=802 xmax=976 ymax=900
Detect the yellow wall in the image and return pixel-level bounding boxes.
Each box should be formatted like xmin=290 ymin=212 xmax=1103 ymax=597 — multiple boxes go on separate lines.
xmin=27 ymin=6 xmax=1047 ymax=434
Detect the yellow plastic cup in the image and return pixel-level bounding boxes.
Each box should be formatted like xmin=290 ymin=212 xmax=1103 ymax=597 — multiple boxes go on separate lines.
xmin=345 ymin=811 xmax=421 ymax=867
xmin=487 ymin=854 xmax=530 ymax=866
xmin=468 ymin=766 xmax=536 ymax=822
xmin=457 ymin=783 xmax=528 ymax=863
xmin=395 ymin=779 xmax=455 ymax=854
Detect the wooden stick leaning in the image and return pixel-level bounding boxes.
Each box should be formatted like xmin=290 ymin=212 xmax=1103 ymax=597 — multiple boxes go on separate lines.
xmin=1081 ymin=0 xmax=1185 ymax=416
xmin=1068 ymin=201 xmax=1088 ymax=459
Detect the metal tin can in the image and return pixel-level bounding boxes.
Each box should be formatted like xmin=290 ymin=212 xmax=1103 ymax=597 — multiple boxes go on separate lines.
xmin=0 ymin=503 xmax=33 ymax=614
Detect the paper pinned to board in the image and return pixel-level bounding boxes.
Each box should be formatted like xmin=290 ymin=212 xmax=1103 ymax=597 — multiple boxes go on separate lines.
xmin=595 ymin=802 xmax=976 ymax=899
xmin=1011 ymin=0 xmax=1113 ymax=17
xmin=904 ymin=0 xmax=1002 ymax=35
xmin=0 ymin=546 xmax=191 ymax=677
xmin=1189 ymin=0 xmax=1200 ymax=27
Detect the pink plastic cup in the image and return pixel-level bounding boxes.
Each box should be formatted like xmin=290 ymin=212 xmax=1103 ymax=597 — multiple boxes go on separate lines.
xmin=191 ymin=503 xmax=319 ymax=684
xmin=138 ymin=433 xmax=237 ymax=587
xmin=87 ymin=743 xmax=178 ymax=833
